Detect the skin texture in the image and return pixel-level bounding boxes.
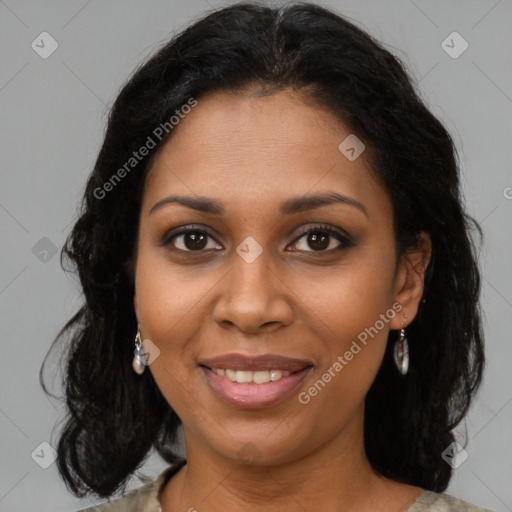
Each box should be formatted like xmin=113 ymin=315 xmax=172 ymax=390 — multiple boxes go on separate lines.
xmin=133 ymin=88 xmax=431 ymax=511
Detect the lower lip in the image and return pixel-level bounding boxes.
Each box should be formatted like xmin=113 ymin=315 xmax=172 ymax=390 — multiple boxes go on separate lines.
xmin=200 ymin=366 xmax=311 ymax=409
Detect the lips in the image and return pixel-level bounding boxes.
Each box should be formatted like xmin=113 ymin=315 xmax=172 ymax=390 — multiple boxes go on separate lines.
xmin=198 ymin=353 xmax=313 ymax=408
xmin=199 ymin=353 xmax=312 ymax=372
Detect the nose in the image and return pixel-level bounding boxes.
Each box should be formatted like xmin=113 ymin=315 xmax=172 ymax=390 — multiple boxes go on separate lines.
xmin=212 ymin=248 xmax=294 ymax=335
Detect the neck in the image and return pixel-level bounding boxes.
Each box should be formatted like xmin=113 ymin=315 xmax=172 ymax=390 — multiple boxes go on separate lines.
xmin=159 ymin=407 xmax=420 ymax=511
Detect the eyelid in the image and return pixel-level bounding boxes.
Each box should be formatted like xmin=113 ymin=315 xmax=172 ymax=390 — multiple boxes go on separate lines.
xmin=291 ymin=223 xmax=352 ymax=244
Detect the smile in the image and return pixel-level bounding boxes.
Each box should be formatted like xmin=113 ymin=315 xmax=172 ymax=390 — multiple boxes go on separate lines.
xmin=198 ymin=353 xmax=313 ymax=408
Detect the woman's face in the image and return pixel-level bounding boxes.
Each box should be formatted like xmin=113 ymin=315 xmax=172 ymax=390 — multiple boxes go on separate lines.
xmin=134 ymin=88 xmax=424 ymax=466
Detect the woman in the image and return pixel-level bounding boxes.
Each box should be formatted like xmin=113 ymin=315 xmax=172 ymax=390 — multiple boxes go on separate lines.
xmin=41 ymin=2 xmax=493 ymax=511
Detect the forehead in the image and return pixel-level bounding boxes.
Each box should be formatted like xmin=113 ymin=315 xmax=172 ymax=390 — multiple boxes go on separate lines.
xmin=142 ymin=89 xmax=390 ymax=219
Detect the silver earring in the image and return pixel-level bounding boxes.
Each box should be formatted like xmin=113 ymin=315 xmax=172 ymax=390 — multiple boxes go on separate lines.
xmin=132 ymin=323 xmax=146 ymax=375
xmin=393 ymin=328 xmax=409 ymax=375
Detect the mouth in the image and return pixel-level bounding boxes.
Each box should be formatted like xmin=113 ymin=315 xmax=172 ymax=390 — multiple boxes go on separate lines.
xmin=198 ymin=353 xmax=313 ymax=408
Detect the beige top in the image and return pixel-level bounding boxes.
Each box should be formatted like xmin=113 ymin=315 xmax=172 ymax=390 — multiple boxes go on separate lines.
xmin=76 ymin=459 xmax=494 ymax=512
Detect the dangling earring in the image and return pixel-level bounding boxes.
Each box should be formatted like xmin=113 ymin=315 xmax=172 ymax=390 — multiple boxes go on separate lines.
xmin=393 ymin=326 xmax=409 ymax=375
xmin=132 ymin=323 xmax=146 ymax=375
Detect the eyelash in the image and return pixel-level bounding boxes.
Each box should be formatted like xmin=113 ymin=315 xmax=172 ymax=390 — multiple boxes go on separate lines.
xmin=162 ymin=223 xmax=353 ymax=255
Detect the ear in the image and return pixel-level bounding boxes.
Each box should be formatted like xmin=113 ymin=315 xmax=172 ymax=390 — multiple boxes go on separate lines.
xmin=390 ymin=232 xmax=431 ymax=329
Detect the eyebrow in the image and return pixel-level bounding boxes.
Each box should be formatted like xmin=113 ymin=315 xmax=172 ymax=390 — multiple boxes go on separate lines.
xmin=149 ymin=192 xmax=368 ymax=218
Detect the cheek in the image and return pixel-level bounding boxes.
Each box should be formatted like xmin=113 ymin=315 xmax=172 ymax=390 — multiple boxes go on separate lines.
xmin=295 ymin=289 xmax=393 ymax=435
xmin=291 ymin=250 xmax=395 ymax=402
xmin=134 ymin=267 xmax=204 ymax=420
xmin=290 ymin=247 xmax=396 ymax=343
xmin=135 ymin=247 xmax=216 ymax=338
xmin=134 ymin=252 xmax=207 ymax=382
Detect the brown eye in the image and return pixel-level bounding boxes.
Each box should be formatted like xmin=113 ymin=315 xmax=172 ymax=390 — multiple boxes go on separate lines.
xmin=165 ymin=227 xmax=222 ymax=252
xmin=289 ymin=225 xmax=352 ymax=253
xmin=180 ymin=231 xmax=208 ymax=250
xmin=307 ymin=232 xmax=331 ymax=251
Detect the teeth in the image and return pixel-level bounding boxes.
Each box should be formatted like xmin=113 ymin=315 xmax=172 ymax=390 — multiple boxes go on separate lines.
xmin=253 ymin=370 xmax=271 ymax=384
xmin=270 ymin=369 xmax=282 ymax=381
xmin=213 ymin=368 xmax=292 ymax=384
xmin=235 ymin=370 xmax=252 ymax=383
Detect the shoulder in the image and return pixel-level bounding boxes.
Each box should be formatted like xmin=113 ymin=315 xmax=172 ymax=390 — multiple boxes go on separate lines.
xmin=75 ymin=459 xmax=187 ymax=512
xmin=407 ymin=490 xmax=495 ymax=512
xmin=75 ymin=479 xmax=159 ymax=512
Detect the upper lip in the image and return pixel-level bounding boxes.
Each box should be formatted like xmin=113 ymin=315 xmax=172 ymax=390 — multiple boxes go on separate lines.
xmin=199 ymin=353 xmax=312 ymax=372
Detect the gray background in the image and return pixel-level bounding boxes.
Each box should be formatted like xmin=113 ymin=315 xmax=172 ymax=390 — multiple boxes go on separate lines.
xmin=1 ymin=0 xmax=511 ymax=510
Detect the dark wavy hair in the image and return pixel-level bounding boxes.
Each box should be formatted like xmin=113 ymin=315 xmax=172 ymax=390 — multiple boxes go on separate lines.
xmin=41 ymin=1 xmax=484 ymax=499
